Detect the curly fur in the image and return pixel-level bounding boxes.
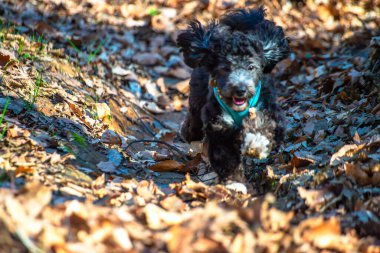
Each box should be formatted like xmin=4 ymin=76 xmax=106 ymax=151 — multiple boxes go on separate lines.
xmin=177 ymin=7 xmax=289 ymax=182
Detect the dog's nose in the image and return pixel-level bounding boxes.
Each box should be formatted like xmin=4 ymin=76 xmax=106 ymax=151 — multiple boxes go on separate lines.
xmin=234 ymin=86 xmax=247 ymax=97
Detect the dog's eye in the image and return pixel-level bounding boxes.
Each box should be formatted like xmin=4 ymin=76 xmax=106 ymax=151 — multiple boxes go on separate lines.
xmin=248 ymin=64 xmax=257 ymax=70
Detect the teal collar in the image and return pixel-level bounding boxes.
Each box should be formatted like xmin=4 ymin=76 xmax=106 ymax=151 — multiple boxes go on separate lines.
xmin=213 ymin=80 xmax=261 ymax=128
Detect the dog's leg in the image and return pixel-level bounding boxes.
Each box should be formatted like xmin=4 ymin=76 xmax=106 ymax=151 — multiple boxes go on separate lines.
xmin=205 ymin=121 xmax=243 ymax=179
xmin=241 ymin=106 xmax=284 ymax=159
xmin=241 ymin=110 xmax=274 ymax=159
xmin=180 ymin=68 xmax=209 ymax=142
xmin=206 ymin=129 xmax=249 ymax=194
xmin=242 ymin=77 xmax=285 ymax=158
xmin=180 ymin=112 xmax=204 ymax=142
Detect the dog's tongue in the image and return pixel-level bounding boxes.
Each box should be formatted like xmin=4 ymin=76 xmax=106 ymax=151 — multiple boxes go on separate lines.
xmin=233 ymin=97 xmax=246 ymax=105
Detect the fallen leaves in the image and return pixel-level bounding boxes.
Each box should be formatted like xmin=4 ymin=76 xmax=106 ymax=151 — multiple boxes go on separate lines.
xmin=0 ymin=48 xmax=16 ymax=67
xmin=97 ymin=160 xmax=117 ymax=173
xmin=101 ymin=129 xmax=122 ymax=146
xmin=299 ymin=218 xmax=352 ymax=251
xmin=330 ymin=144 xmax=364 ymax=166
xmin=94 ymin=102 xmax=111 ymax=122
xmin=149 ymin=160 xmax=184 ymax=172
xmin=345 ymin=163 xmax=380 ymax=187
xmin=0 ymin=0 xmax=379 ymax=252
xmin=298 ymin=186 xmax=336 ymax=210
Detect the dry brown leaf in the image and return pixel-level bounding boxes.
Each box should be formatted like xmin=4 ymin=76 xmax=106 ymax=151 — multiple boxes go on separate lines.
xmin=136 ymin=180 xmax=155 ymax=201
xmin=144 ymin=203 xmax=183 ymax=230
xmin=173 ymin=79 xmax=190 ymax=94
xmin=151 ymin=14 xmax=175 ymax=32
xmin=193 ymin=237 xmax=228 ymax=253
xmin=94 ymin=103 xmax=111 ymax=121
xmin=330 ymin=144 xmax=364 ymax=166
xmin=172 ymin=96 xmax=183 ymax=111
xmin=301 ymin=217 xmax=357 ymax=251
xmin=297 ymin=187 xmax=335 ymax=209
xmin=167 ymin=225 xmax=194 ymax=253
xmin=7 ymin=125 xmax=30 ymax=138
xmin=15 ymin=166 xmax=36 ymax=176
xmin=92 ymin=174 xmax=108 ymax=198
xmin=140 ymin=101 xmax=165 ymax=114
xmin=19 ymin=182 xmax=52 ymax=218
xmin=249 ymin=107 xmax=257 ymax=119
xmin=345 ymin=163 xmax=380 ymax=186
xmin=159 ymin=131 xmax=176 ymax=143
xmin=112 ymin=227 xmax=133 ymax=250
xmin=149 ymin=160 xmax=184 ymax=172
xmin=52 ymin=60 xmax=77 ymax=77
xmin=0 ymin=48 xmax=16 ymax=66
xmin=291 ymin=154 xmax=315 ymax=168
xmin=160 ymin=195 xmax=187 ymax=212
xmin=68 ymin=101 xmax=83 ymax=118
xmin=101 ymin=129 xmax=122 ymax=146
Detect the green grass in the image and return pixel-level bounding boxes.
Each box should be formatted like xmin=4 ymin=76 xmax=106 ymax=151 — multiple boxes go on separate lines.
xmin=67 ymin=38 xmax=106 ymax=65
xmin=87 ymin=40 xmax=105 ymax=64
xmin=67 ymin=38 xmax=82 ymax=55
xmin=17 ymin=38 xmax=24 ymax=55
xmin=71 ymin=132 xmax=87 ymax=148
xmin=60 ymin=145 xmax=75 ymax=155
xmin=0 ymin=97 xmax=10 ymax=140
xmin=16 ymin=39 xmax=35 ymax=61
xmin=148 ymin=7 xmax=160 ymax=16
xmin=26 ymin=71 xmax=43 ymax=111
xmin=30 ymin=33 xmax=46 ymax=52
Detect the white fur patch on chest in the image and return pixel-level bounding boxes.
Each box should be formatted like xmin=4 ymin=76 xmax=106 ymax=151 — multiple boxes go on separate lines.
xmin=242 ymin=132 xmax=270 ymax=159
xmin=219 ymin=111 xmax=235 ymax=126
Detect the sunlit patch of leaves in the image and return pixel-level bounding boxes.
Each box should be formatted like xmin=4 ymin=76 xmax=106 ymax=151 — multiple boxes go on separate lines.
xmin=0 ymin=0 xmax=378 ymax=252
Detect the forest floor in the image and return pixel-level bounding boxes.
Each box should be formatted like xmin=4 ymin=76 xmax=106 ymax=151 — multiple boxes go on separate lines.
xmin=0 ymin=0 xmax=379 ymax=252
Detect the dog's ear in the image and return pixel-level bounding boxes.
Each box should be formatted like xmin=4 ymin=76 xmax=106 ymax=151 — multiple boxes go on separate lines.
xmin=257 ymin=21 xmax=289 ymax=73
xmin=177 ymin=20 xmax=216 ymax=68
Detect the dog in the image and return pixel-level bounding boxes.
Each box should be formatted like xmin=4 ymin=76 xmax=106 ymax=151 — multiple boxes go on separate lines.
xmin=177 ymin=7 xmax=289 ymax=185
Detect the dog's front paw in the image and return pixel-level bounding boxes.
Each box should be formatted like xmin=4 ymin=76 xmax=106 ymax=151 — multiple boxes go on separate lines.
xmin=242 ymin=133 xmax=270 ymax=159
xmin=225 ymin=181 xmax=247 ymax=194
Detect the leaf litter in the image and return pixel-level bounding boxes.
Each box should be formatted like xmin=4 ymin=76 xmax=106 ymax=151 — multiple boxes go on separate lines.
xmin=0 ymin=0 xmax=379 ymax=252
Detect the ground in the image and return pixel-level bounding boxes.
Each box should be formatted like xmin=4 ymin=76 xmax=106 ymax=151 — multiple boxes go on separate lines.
xmin=0 ymin=0 xmax=379 ymax=252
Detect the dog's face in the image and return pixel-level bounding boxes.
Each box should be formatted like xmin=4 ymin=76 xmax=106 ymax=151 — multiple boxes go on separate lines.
xmin=211 ymin=47 xmax=264 ymax=111
xmin=177 ymin=11 xmax=289 ymax=111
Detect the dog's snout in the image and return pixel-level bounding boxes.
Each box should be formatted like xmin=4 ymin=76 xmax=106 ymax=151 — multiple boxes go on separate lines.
xmin=234 ymin=86 xmax=247 ymax=97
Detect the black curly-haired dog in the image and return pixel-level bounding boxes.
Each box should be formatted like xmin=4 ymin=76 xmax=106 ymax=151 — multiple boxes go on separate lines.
xmin=177 ymin=7 xmax=289 ymax=184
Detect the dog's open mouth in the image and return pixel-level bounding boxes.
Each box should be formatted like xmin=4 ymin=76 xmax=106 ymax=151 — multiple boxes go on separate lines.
xmin=232 ymin=97 xmax=246 ymax=106
xmin=231 ymin=97 xmax=248 ymax=111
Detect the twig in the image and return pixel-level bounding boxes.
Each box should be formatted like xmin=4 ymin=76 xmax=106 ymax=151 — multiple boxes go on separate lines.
xmin=125 ymin=139 xmax=188 ymax=162
xmin=319 ymin=193 xmax=343 ymax=213
xmin=129 ymin=101 xmax=177 ymax=131
xmin=130 ymin=104 xmax=156 ymax=137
